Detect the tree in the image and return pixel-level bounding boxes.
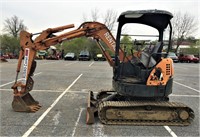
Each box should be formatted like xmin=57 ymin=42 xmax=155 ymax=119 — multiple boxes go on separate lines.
xmin=0 ymin=34 xmax=20 ymax=55
xmin=82 ymin=8 xmax=117 ymax=32
xmin=80 ymin=8 xmax=118 ymax=56
xmin=103 ymin=9 xmax=118 ymax=32
xmin=3 ymin=15 xmax=27 ymax=38
xmin=59 ymin=37 xmax=100 ymax=57
xmin=120 ymin=35 xmax=133 ymax=55
xmin=91 ymin=8 xmax=100 ymax=22
xmin=171 ymin=12 xmax=198 ymax=53
xmin=82 ymin=13 xmax=88 ymax=22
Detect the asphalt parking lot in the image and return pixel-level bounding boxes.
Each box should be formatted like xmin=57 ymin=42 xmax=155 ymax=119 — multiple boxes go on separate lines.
xmin=0 ymin=59 xmax=199 ymax=137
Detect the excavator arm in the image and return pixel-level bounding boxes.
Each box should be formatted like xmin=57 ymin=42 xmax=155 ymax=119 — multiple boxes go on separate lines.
xmin=11 ymin=22 xmax=127 ymax=112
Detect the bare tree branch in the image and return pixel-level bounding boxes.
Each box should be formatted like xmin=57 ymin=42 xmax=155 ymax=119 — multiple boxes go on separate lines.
xmin=102 ymin=9 xmax=118 ymax=32
xmin=3 ymin=15 xmax=27 ymax=38
xmin=82 ymin=8 xmax=117 ymax=33
xmin=171 ymin=12 xmax=198 ymax=53
xmin=91 ymin=8 xmax=99 ymax=21
xmin=82 ymin=13 xmax=88 ymax=22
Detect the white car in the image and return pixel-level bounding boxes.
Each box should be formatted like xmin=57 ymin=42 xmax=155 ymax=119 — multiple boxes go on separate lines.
xmin=64 ymin=52 xmax=77 ymax=60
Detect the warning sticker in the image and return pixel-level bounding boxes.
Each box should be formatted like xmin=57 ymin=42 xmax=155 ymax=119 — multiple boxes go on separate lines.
xmin=22 ymin=48 xmax=30 ymax=84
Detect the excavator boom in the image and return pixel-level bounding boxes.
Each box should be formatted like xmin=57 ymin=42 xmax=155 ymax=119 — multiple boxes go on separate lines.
xmin=11 ymin=22 xmax=126 ymax=112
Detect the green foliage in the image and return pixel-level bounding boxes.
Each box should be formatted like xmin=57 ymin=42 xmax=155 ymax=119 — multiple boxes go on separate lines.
xmin=58 ymin=37 xmax=101 ymax=57
xmin=120 ymin=35 xmax=133 ymax=55
xmin=179 ymin=39 xmax=200 ymax=55
xmin=194 ymin=39 xmax=200 ymax=47
xmin=121 ymin=35 xmax=132 ymax=44
xmin=120 ymin=36 xmax=147 ymax=55
xmin=179 ymin=47 xmax=200 ymax=55
xmin=0 ymin=34 xmax=20 ymax=55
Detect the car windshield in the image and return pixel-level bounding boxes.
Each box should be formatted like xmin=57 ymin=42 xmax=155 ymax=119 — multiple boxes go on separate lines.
xmin=66 ymin=53 xmax=74 ymax=56
xmin=80 ymin=51 xmax=89 ymax=55
xmin=168 ymin=52 xmax=176 ymax=56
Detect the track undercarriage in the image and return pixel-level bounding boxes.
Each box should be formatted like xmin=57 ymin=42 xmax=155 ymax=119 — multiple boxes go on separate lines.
xmin=86 ymin=90 xmax=194 ymax=126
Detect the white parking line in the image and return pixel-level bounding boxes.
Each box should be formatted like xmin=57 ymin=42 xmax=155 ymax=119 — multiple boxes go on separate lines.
xmin=89 ymin=61 xmax=94 ymax=67
xmin=22 ymin=74 xmax=82 ymax=137
xmin=170 ymin=94 xmax=200 ymax=98
xmin=164 ymin=126 xmax=177 ymax=137
xmin=174 ymin=81 xmax=200 ymax=93
xmin=174 ymin=66 xmax=188 ymax=70
xmin=0 ymin=72 xmax=42 ymax=88
xmin=175 ymin=64 xmax=199 ymax=68
xmin=40 ymin=61 xmax=58 ymax=65
xmin=165 ymin=81 xmax=199 ymax=137
xmin=71 ymin=108 xmax=84 ymax=137
xmin=65 ymin=61 xmax=78 ymax=66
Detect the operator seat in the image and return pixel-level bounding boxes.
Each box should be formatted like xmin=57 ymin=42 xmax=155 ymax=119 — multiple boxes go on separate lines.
xmin=140 ymin=42 xmax=163 ymax=68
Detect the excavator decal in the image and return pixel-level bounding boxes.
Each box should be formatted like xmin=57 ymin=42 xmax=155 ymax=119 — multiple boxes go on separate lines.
xmin=22 ymin=48 xmax=30 ymax=84
xmin=104 ymin=32 xmax=116 ymax=51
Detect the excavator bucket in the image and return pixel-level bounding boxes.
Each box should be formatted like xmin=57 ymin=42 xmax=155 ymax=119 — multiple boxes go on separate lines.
xmin=86 ymin=91 xmax=97 ymax=124
xmin=12 ymin=93 xmax=41 ymax=112
xmin=0 ymin=58 xmax=8 ymax=62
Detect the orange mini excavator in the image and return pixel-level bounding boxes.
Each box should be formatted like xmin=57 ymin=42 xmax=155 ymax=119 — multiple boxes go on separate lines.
xmin=12 ymin=10 xmax=194 ymax=126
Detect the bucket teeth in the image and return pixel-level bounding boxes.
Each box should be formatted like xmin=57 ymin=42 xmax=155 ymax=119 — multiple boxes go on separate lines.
xmin=29 ymin=104 xmax=42 ymax=112
xmin=12 ymin=93 xmax=41 ymax=112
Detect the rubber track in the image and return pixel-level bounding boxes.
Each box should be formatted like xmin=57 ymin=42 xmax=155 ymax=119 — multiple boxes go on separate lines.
xmin=98 ymin=101 xmax=194 ymax=126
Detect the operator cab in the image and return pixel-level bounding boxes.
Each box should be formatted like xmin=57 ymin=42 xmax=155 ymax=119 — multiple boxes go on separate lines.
xmin=115 ymin=9 xmax=173 ymax=76
xmin=113 ymin=10 xmax=173 ymax=99
xmin=116 ymin=9 xmax=173 ymax=66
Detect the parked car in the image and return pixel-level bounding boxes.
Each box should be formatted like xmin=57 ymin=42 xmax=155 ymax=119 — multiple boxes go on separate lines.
xmin=167 ymin=52 xmax=179 ymax=63
xmin=36 ymin=50 xmax=47 ymax=60
xmin=64 ymin=52 xmax=77 ymax=60
xmin=0 ymin=53 xmax=17 ymax=59
xmin=94 ymin=54 xmax=106 ymax=61
xmin=78 ymin=50 xmax=91 ymax=61
xmin=178 ymin=54 xmax=199 ymax=63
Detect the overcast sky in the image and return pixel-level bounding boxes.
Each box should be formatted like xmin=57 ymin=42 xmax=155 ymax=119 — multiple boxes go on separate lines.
xmin=1 ymin=0 xmax=200 ymax=38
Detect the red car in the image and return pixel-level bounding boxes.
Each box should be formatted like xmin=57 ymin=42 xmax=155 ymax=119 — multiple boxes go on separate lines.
xmin=178 ymin=54 xmax=199 ymax=63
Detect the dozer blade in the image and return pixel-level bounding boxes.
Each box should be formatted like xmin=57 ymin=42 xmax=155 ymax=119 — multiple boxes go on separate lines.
xmin=86 ymin=91 xmax=97 ymax=124
xmin=12 ymin=93 xmax=41 ymax=112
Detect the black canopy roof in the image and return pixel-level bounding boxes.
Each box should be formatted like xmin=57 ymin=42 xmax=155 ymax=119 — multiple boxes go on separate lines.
xmin=118 ymin=10 xmax=173 ymax=31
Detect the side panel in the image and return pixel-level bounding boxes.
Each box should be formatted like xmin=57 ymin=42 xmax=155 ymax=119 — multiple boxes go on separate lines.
xmin=113 ymin=78 xmax=173 ymax=98
xmin=147 ymin=58 xmax=174 ymax=86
